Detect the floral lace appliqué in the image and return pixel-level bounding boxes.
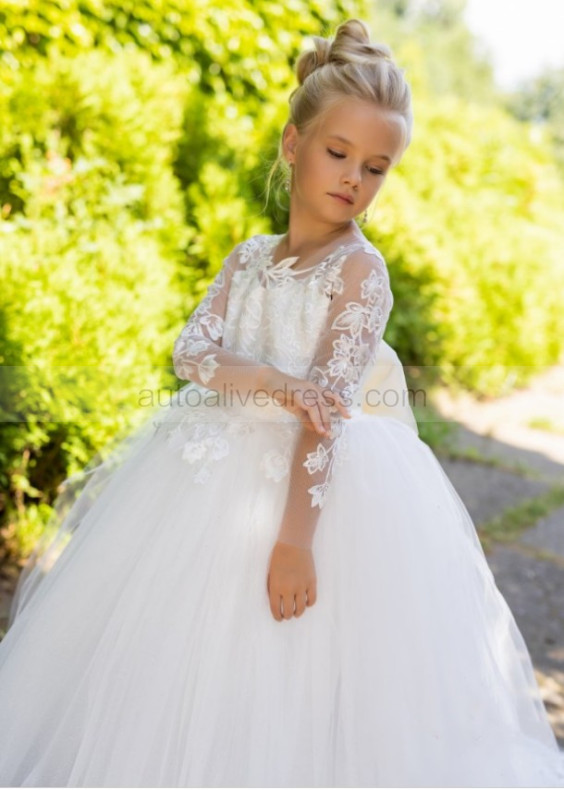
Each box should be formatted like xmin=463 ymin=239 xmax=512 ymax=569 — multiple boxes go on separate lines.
xmin=172 ymin=268 xmax=229 ymax=386
xmin=162 ymin=394 xmax=297 ymax=487
xmin=302 ymin=251 xmax=393 ymax=509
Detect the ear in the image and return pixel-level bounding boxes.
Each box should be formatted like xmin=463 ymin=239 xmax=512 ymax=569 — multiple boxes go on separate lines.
xmin=282 ymin=123 xmax=299 ymax=164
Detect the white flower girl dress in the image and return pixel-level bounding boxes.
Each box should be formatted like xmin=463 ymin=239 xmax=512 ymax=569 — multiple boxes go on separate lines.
xmin=1 ymin=233 xmax=564 ymax=787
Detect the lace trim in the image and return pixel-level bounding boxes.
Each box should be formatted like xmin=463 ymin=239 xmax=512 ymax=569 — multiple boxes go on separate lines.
xmin=242 ymin=234 xmax=383 ymax=292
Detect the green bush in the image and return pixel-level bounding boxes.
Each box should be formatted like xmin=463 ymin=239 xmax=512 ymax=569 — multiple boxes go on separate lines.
xmin=370 ymin=90 xmax=564 ymax=394
xmin=0 ymin=49 xmax=190 ymax=553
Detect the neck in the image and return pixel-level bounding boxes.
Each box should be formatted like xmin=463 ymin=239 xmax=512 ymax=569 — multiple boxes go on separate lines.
xmin=281 ymin=208 xmax=363 ymax=258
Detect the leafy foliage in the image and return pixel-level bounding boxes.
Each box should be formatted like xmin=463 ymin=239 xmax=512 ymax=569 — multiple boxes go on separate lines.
xmin=0 ymin=0 xmax=563 ymax=560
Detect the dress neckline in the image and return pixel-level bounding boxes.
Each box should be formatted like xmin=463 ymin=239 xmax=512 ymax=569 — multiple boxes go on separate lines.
xmin=265 ymin=233 xmax=368 ymax=276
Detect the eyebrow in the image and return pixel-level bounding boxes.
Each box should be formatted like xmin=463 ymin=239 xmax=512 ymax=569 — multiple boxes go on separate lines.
xmin=327 ymin=134 xmax=392 ymax=163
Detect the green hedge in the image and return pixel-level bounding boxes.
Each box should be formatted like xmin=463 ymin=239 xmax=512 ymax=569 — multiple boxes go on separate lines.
xmin=1 ymin=2 xmax=564 ymax=560
xmin=0 ymin=49 xmax=190 ymax=553
xmin=370 ymin=87 xmax=564 ymax=393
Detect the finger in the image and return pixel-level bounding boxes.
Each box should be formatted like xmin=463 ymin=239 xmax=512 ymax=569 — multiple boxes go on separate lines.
xmin=306 ymin=582 xmax=317 ymax=607
xmin=319 ymin=402 xmax=335 ymax=436
xmin=294 ymin=592 xmax=308 ymax=618
xmin=330 ymin=398 xmax=351 ymax=420
xmin=312 ymin=403 xmax=329 ymax=436
xmin=282 ymin=594 xmax=295 ymax=620
xmin=300 ymin=411 xmax=316 ymax=432
xmin=318 ymin=402 xmax=348 ymax=436
xmin=323 ymin=403 xmax=336 ymax=434
xmin=269 ymin=593 xmax=282 ymax=622
xmin=305 ymin=405 xmax=324 ymax=436
xmin=322 ymin=389 xmax=337 ymax=409
xmin=322 ymin=390 xmax=351 ymax=419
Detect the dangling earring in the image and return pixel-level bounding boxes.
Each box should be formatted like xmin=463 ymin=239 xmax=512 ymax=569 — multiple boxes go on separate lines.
xmin=284 ymin=162 xmax=293 ymax=192
xmin=359 ymin=208 xmax=368 ymax=225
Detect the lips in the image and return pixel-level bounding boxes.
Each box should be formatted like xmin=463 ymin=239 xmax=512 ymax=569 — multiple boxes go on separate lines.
xmin=329 ymin=192 xmax=354 ymax=205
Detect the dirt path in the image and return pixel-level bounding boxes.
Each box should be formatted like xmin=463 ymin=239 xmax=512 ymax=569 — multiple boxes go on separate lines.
xmin=432 ymin=362 xmax=564 ymax=746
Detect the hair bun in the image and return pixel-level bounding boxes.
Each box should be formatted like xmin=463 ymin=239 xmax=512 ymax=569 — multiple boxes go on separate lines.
xmin=296 ymin=37 xmax=332 ymax=85
xmin=296 ymin=19 xmax=393 ymax=85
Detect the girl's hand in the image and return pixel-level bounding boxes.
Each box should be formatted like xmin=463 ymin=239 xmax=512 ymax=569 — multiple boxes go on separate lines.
xmin=270 ymin=373 xmax=351 ymax=438
xmin=266 ymin=541 xmax=317 ymax=622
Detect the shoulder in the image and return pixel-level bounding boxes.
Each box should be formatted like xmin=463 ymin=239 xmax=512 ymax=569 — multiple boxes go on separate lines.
xmin=240 ymin=233 xmax=274 ymax=256
xmin=226 ymin=233 xmax=275 ymax=266
xmin=339 ymin=241 xmax=391 ymax=288
xmin=327 ymin=242 xmax=393 ymax=313
xmin=342 ymin=238 xmax=387 ymax=268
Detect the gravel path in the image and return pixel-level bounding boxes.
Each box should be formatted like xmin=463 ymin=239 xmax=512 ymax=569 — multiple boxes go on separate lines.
xmin=433 ymin=361 xmax=564 ymax=745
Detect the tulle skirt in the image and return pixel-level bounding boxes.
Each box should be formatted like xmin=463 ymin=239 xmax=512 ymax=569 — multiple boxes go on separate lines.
xmin=1 ymin=389 xmax=564 ymax=787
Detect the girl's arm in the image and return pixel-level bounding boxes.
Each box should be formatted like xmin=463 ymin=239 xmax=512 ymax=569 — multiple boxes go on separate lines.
xmin=275 ymin=248 xmax=394 ymax=550
xmin=172 ymin=242 xmax=283 ymax=398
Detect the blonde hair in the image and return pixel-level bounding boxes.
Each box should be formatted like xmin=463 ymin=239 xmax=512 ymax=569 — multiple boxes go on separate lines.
xmin=266 ymin=18 xmax=413 ymax=207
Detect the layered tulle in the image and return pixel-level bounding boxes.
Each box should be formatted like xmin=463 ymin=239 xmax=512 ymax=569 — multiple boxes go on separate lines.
xmin=1 ymin=396 xmax=564 ymax=786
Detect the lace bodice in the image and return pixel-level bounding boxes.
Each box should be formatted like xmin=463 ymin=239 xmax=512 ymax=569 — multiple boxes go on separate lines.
xmin=167 ymin=233 xmax=394 ymax=548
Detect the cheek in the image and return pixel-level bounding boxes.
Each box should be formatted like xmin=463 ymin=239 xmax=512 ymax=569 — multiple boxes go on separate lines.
xmin=297 ymin=152 xmax=326 ymax=186
xmin=366 ymin=177 xmax=385 ymax=197
xmin=320 ymin=155 xmax=343 ymax=187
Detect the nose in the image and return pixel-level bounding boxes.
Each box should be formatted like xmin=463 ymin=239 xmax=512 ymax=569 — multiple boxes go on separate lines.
xmin=342 ymin=163 xmax=362 ymax=189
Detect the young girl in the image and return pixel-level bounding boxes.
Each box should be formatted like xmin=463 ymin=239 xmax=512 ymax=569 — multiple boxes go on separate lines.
xmin=1 ymin=18 xmax=564 ymax=787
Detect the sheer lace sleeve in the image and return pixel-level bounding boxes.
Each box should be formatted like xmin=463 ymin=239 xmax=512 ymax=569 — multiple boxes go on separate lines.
xmin=276 ymin=247 xmax=394 ymax=550
xmin=172 ymin=242 xmax=272 ymax=396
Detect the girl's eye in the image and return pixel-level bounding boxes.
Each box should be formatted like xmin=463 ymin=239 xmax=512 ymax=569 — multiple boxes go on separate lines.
xmin=327 ymin=149 xmax=384 ymax=176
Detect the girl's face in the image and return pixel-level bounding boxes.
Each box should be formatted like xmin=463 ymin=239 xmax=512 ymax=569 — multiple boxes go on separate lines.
xmin=283 ymin=97 xmax=406 ymax=227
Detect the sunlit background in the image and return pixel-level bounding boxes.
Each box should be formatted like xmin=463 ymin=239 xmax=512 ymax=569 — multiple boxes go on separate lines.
xmin=465 ymin=0 xmax=564 ymax=89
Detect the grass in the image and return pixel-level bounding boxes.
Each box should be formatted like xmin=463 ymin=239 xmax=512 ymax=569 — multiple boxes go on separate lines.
xmin=527 ymin=417 xmax=564 ymax=436
xmin=436 ymin=443 xmax=546 ymax=480
xmin=478 ymin=483 xmax=564 ymax=552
